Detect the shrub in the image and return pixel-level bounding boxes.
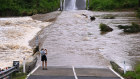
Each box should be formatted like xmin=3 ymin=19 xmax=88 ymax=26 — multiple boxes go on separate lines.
xmin=123 ymin=71 xmax=136 ymax=79
xmin=102 ymin=14 xmax=115 ymax=19
xmin=12 ymin=72 xmax=27 ymax=79
xmin=89 ymin=0 xmax=138 ymax=11
xmin=117 ymin=23 xmax=140 ymax=33
xmin=99 ymin=23 xmax=113 ymax=32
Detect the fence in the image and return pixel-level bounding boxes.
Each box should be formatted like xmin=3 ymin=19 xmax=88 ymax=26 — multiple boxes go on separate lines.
xmin=0 ymin=61 xmax=19 ymax=79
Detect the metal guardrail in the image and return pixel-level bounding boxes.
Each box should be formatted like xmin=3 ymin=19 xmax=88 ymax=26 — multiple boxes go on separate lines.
xmin=0 ymin=61 xmax=19 ymax=79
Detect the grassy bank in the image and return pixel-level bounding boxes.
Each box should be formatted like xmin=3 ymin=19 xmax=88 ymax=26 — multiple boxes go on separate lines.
xmin=123 ymin=63 xmax=140 ymax=79
xmin=89 ymin=0 xmax=138 ymax=11
xmin=12 ymin=72 xmax=27 ymax=79
xmin=111 ymin=61 xmax=140 ymax=79
xmin=0 ymin=0 xmax=60 ymax=16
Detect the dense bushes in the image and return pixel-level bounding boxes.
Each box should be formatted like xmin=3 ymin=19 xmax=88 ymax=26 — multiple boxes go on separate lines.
xmin=137 ymin=8 xmax=140 ymax=18
xmin=0 ymin=0 xmax=60 ymax=16
xmin=89 ymin=0 xmax=138 ymax=11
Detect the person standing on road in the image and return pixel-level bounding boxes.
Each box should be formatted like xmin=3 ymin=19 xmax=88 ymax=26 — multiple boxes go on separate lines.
xmin=40 ymin=48 xmax=47 ymax=70
xmin=44 ymin=49 xmax=48 ymax=69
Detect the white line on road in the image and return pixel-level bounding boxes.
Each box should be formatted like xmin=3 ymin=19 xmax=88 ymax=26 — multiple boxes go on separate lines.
xmin=26 ymin=65 xmax=40 ymax=79
xmin=72 ymin=66 xmax=78 ymax=79
xmin=109 ymin=66 xmax=124 ymax=79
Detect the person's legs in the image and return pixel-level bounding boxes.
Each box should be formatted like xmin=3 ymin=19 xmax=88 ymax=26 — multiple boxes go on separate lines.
xmin=42 ymin=61 xmax=44 ymax=69
xmin=45 ymin=61 xmax=47 ymax=69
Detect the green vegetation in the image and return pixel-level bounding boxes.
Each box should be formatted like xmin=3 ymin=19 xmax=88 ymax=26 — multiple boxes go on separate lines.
xmin=117 ymin=23 xmax=140 ymax=33
xmin=110 ymin=61 xmax=124 ymax=75
xmin=89 ymin=0 xmax=138 ymax=11
xmin=111 ymin=61 xmax=140 ymax=79
xmin=0 ymin=0 xmax=60 ymax=16
xmin=123 ymin=64 xmax=140 ymax=79
xmin=137 ymin=8 xmax=140 ymax=18
xmin=99 ymin=23 xmax=113 ymax=32
xmin=101 ymin=14 xmax=115 ymax=19
xmin=12 ymin=72 xmax=27 ymax=79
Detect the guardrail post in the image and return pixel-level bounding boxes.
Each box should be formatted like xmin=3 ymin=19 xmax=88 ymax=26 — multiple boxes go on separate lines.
xmin=23 ymin=57 xmax=26 ymax=73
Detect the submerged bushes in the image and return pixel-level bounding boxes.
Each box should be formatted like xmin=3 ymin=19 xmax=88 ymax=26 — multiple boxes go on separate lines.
xmin=117 ymin=23 xmax=140 ymax=33
xmin=101 ymin=14 xmax=115 ymax=19
xmin=99 ymin=23 xmax=113 ymax=32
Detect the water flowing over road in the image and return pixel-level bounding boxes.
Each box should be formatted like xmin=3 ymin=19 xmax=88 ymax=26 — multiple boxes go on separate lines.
xmin=38 ymin=10 xmax=140 ymax=70
xmin=63 ymin=0 xmax=86 ymax=10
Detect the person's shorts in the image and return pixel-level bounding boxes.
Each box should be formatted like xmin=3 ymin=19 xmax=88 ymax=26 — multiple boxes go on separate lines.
xmin=41 ymin=55 xmax=47 ymax=61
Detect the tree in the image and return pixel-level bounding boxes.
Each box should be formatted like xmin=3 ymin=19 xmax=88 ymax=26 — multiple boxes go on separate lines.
xmin=139 ymin=0 xmax=140 ymax=7
xmin=36 ymin=0 xmax=40 ymax=7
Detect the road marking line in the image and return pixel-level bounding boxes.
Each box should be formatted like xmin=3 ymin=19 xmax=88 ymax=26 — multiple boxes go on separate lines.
xmin=109 ymin=66 xmax=124 ymax=79
xmin=72 ymin=66 xmax=78 ymax=79
xmin=26 ymin=65 xmax=40 ymax=79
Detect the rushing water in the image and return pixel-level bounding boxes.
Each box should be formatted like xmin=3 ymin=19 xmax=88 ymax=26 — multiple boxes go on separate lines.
xmin=39 ymin=10 xmax=140 ymax=70
xmin=63 ymin=0 xmax=86 ymax=10
xmin=0 ymin=17 xmax=51 ymax=69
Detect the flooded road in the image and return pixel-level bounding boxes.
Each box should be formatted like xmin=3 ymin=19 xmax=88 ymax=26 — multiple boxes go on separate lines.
xmin=39 ymin=10 xmax=140 ymax=70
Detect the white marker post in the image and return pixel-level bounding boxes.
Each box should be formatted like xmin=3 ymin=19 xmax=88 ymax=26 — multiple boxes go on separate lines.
xmin=35 ymin=36 xmax=39 ymax=47
xmin=124 ymin=61 xmax=126 ymax=74
xmin=23 ymin=57 xmax=26 ymax=73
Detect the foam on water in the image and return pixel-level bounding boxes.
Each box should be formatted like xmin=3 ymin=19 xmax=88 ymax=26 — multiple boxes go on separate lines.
xmin=0 ymin=17 xmax=51 ymax=69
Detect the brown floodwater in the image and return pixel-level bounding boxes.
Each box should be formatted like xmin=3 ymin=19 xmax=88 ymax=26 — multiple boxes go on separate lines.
xmin=38 ymin=10 xmax=140 ymax=70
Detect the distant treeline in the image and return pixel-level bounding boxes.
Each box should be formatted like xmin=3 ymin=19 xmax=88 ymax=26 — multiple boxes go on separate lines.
xmin=89 ymin=0 xmax=139 ymax=11
xmin=0 ymin=0 xmax=140 ymax=17
xmin=0 ymin=0 xmax=60 ymax=16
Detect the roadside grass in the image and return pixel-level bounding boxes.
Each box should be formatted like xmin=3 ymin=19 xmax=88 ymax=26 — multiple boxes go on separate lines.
xmin=111 ymin=61 xmax=140 ymax=79
xmin=123 ymin=64 xmax=140 ymax=79
xmin=110 ymin=61 xmax=124 ymax=75
xmin=12 ymin=72 xmax=27 ymax=79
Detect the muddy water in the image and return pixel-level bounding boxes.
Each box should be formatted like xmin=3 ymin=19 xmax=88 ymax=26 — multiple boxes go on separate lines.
xmin=40 ymin=10 xmax=140 ymax=70
xmin=0 ymin=17 xmax=51 ymax=69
